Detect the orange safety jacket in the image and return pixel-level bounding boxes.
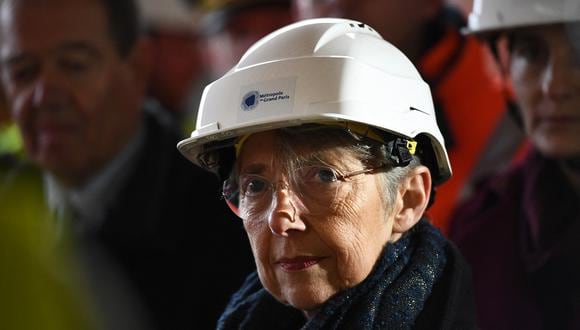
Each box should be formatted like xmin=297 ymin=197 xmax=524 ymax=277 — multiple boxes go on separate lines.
xmin=419 ymin=20 xmax=526 ymax=234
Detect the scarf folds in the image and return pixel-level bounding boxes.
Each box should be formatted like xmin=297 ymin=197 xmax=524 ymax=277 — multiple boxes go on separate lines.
xmin=217 ymin=219 xmax=447 ymax=330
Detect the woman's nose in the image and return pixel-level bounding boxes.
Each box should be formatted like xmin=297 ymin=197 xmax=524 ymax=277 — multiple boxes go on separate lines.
xmin=267 ymin=185 xmax=306 ymax=237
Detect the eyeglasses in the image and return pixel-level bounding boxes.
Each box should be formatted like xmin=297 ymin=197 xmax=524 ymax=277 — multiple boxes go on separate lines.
xmin=222 ymin=164 xmax=386 ymax=218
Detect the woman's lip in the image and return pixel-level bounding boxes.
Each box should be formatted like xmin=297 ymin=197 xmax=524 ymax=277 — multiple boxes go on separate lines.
xmin=535 ymin=116 xmax=580 ymax=129
xmin=276 ymin=256 xmax=325 ymax=272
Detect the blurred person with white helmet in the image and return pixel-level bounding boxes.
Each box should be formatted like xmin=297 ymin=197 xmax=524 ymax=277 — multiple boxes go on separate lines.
xmin=178 ymin=18 xmax=477 ymax=329
xmin=448 ymin=1 xmax=580 ymax=329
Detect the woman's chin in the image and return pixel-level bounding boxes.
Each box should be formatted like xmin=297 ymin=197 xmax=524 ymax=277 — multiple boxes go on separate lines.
xmin=280 ymin=285 xmax=336 ymax=317
xmin=534 ymin=131 xmax=580 ymax=159
xmin=537 ymin=143 xmax=580 ymax=159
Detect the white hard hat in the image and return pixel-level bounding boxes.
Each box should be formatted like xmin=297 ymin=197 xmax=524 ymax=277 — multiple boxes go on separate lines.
xmin=177 ymin=18 xmax=452 ymax=184
xmin=466 ymin=0 xmax=580 ymax=35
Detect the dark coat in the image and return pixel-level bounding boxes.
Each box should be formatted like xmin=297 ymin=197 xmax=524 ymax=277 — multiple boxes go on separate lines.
xmin=82 ymin=106 xmax=255 ymax=330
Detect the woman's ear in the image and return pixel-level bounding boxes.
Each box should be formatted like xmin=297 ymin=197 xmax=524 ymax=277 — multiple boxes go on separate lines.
xmin=392 ymin=165 xmax=432 ymax=235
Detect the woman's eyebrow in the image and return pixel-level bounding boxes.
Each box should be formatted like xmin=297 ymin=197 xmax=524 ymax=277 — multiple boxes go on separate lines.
xmin=239 ymin=163 xmax=267 ymax=175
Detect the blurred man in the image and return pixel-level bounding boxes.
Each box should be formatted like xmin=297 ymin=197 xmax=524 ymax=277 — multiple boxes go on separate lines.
xmin=0 ymin=0 xmax=254 ymax=328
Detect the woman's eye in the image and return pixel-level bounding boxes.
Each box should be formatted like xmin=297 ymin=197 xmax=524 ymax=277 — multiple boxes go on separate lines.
xmin=307 ymin=166 xmax=338 ymax=183
xmin=512 ymin=37 xmax=548 ymax=63
xmin=243 ymin=177 xmax=269 ymax=196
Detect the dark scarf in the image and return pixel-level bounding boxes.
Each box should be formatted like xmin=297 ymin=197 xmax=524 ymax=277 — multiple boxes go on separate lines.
xmin=217 ymin=219 xmax=447 ymax=330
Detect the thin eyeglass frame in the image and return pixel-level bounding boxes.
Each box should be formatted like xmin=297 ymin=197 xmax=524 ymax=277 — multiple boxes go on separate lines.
xmin=222 ymin=164 xmax=387 ymax=217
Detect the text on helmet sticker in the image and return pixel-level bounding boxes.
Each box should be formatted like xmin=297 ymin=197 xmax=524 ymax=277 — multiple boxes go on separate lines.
xmin=238 ymin=77 xmax=296 ymax=122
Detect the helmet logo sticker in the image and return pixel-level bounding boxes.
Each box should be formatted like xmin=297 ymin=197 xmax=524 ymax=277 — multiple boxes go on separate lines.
xmin=241 ymin=90 xmax=291 ymax=111
xmin=241 ymin=91 xmax=260 ymax=111
xmin=237 ymin=77 xmax=296 ymax=121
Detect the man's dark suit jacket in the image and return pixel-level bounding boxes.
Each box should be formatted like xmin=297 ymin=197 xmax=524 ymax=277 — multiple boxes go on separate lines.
xmin=82 ymin=105 xmax=255 ymax=330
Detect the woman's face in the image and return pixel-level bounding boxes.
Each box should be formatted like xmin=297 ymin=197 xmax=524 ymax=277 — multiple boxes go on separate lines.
xmin=508 ymin=23 xmax=580 ymax=157
xmin=237 ymin=130 xmax=396 ymax=317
